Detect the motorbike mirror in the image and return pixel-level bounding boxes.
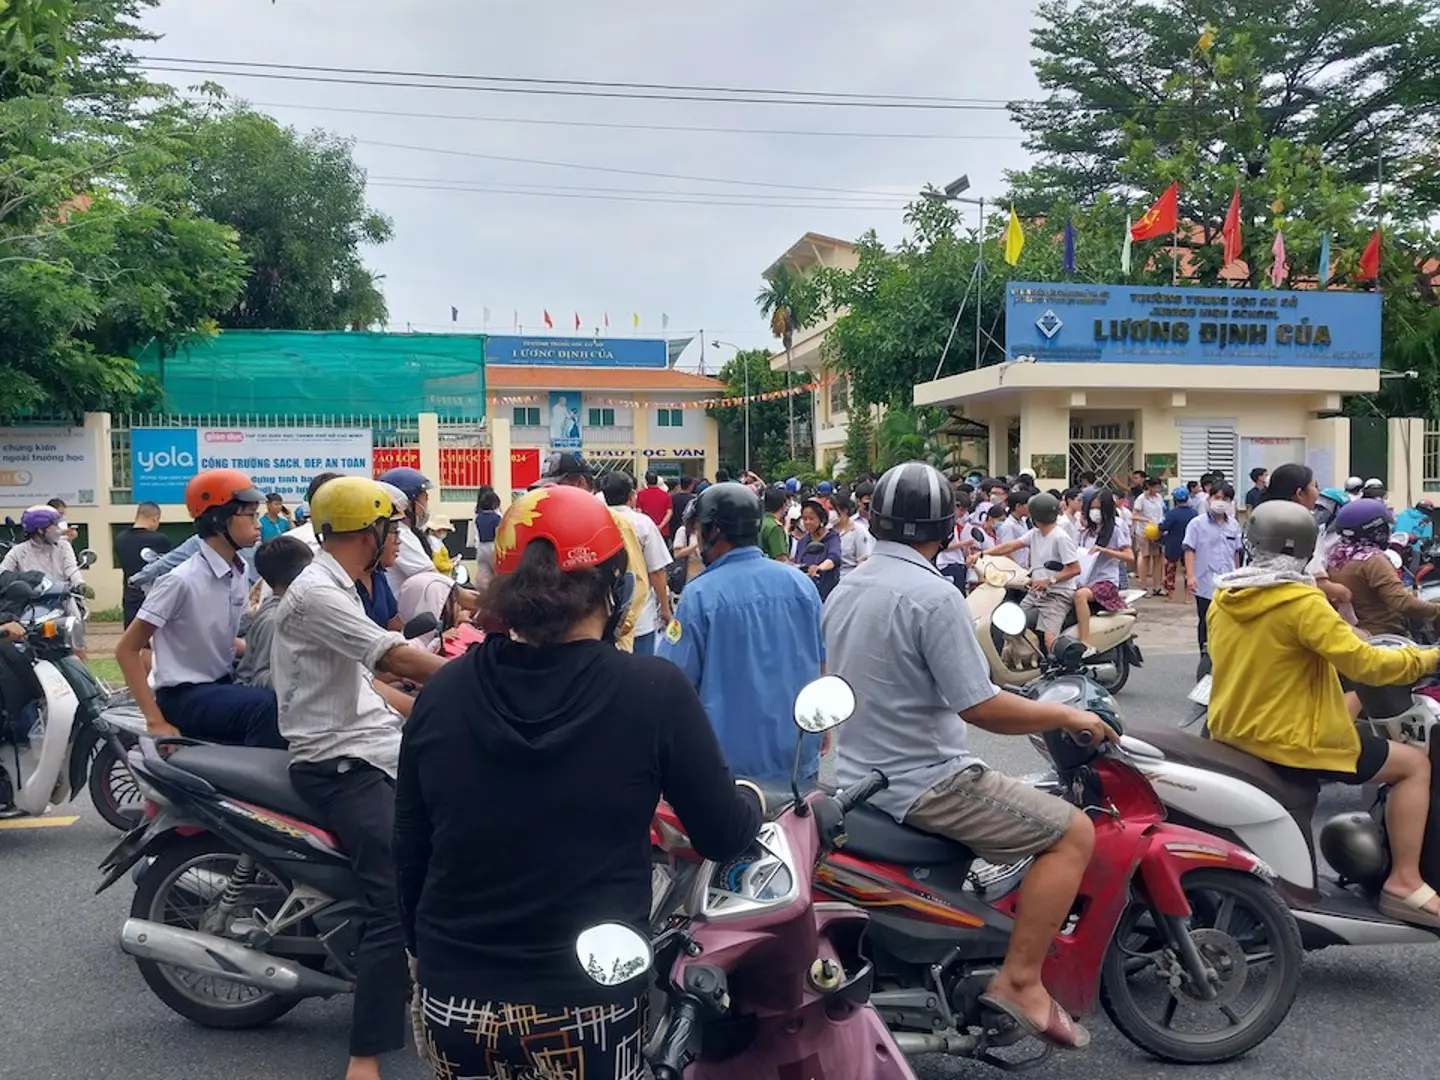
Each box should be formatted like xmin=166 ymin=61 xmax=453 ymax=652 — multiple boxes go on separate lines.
xmin=1385 ymin=549 xmax=1403 ymax=570
xmin=992 ymin=601 xmax=1028 ymax=638
xmin=1044 ymin=560 xmax=1065 ymax=572
xmin=804 ymin=541 xmax=826 ymax=556
xmin=78 ymin=549 xmax=97 ymax=570
xmin=402 ymin=613 xmax=441 ymax=639
xmin=452 ymin=563 xmax=471 ymax=586
xmin=970 ymin=527 xmax=986 ymax=543
xmin=575 ymin=923 xmax=652 ymax=987
xmin=139 ymin=547 xmax=159 ymax=564
xmin=793 ymin=674 xmax=856 ymax=734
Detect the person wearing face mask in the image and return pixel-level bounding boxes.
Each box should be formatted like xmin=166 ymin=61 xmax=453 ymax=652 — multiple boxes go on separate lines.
xmin=1182 ymin=483 xmax=1243 ymax=655
xmin=1 ymin=504 xmax=91 ymax=655
xmin=658 ymin=482 xmax=825 ymax=788
xmin=1073 ymin=489 xmax=1136 ymax=648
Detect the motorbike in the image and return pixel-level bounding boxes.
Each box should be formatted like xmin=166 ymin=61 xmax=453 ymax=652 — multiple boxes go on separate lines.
xmin=0 ymin=563 xmax=149 ymax=830
xmin=96 ymin=613 xmax=453 ymax=1028
xmin=654 ymin=628 xmax=1301 ymax=1066
xmin=968 ymin=550 xmax=1145 ymax=692
xmin=1028 ymin=614 xmax=1440 ymax=954
xmin=621 ymin=676 xmax=918 ymax=1079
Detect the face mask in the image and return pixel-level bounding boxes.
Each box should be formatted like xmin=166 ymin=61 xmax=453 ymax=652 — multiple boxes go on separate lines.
xmin=1210 ymin=500 xmax=1232 ymax=517
xmin=1088 ymin=508 xmax=1103 ymax=524
xmin=415 ymin=505 xmax=430 ymax=528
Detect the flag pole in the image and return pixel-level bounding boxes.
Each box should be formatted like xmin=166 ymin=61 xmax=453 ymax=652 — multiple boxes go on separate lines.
xmin=1172 ymin=224 xmax=1179 ymax=285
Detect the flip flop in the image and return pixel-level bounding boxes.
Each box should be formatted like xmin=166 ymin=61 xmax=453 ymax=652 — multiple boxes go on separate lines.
xmin=979 ymin=993 xmax=1091 ymax=1050
xmin=1378 ymin=884 xmax=1440 ymax=928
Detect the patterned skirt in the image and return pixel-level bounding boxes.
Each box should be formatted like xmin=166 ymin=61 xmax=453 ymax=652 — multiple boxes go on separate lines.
xmin=416 ymin=987 xmax=647 ymax=1080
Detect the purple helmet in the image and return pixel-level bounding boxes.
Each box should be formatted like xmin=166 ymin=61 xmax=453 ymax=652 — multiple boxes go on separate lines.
xmin=20 ymin=506 xmax=61 ymax=536
xmin=1334 ymin=497 xmax=1393 ymax=544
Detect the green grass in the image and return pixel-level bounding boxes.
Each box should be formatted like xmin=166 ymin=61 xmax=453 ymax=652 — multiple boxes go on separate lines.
xmin=89 ymin=606 xmax=123 ymax=623
xmin=86 ymin=657 xmax=123 ymax=685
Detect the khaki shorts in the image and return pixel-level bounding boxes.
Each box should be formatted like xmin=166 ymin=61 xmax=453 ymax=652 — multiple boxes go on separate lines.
xmin=905 ymin=764 xmax=1075 ymax=865
xmin=1021 ymin=586 xmax=1074 ymax=637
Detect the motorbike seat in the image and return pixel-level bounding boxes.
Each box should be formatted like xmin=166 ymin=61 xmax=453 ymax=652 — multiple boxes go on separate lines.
xmin=842 ymin=804 xmax=976 ymax=868
xmin=1126 ymin=724 xmax=1320 ymax=847
xmin=166 ymin=744 xmax=321 ymax=826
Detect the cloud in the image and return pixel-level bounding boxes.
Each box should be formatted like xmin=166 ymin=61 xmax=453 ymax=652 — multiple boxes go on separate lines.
xmin=142 ymin=0 xmax=1040 ymax=355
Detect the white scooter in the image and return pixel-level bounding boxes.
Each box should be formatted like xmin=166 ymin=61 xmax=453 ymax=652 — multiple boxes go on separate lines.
xmin=0 ymin=566 xmax=149 ymax=831
xmin=1036 ymin=618 xmax=1440 ymax=950
xmin=968 ymin=551 xmax=1145 ymax=692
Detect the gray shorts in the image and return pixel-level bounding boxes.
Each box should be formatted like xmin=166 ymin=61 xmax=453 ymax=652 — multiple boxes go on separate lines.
xmin=1021 ymin=586 xmax=1074 ymax=637
xmin=905 ymin=764 xmax=1075 ymax=865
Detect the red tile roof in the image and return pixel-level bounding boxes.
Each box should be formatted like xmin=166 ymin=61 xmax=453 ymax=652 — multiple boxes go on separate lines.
xmin=485 ymin=366 xmax=722 ymax=393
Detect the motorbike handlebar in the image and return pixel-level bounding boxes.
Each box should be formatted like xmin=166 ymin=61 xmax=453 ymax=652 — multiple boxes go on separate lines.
xmin=836 ymin=770 xmax=889 ymax=814
xmin=651 ymin=996 xmax=701 ymax=1080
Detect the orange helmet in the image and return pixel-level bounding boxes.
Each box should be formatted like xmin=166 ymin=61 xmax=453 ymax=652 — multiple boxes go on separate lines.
xmin=185 ymin=468 xmax=263 ymax=519
xmin=494 ymin=485 xmax=623 ymax=575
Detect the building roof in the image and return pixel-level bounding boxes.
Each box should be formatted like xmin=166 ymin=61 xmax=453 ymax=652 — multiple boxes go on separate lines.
xmin=764 ymin=231 xmax=857 ymax=279
xmin=485 ymin=366 xmax=723 ymax=394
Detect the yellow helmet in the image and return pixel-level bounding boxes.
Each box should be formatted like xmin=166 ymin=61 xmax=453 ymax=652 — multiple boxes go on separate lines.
xmin=311 ymin=476 xmax=401 ymax=536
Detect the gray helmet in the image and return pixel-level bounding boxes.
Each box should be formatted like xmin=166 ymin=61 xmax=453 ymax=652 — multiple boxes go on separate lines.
xmin=1243 ymin=500 xmax=1318 ymax=562
xmin=1027 ymin=491 xmax=1060 ymax=526
xmin=871 ymin=462 xmax=956 ymax=543
xmin=1318 ymin=812 xmax=1389 ymax=889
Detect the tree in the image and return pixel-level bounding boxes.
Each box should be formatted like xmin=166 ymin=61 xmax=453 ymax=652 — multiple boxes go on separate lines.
xmin=755 ymin=264 xmax=823 ymax=460
xmin=180 ymin=105 xmax=393 ymax=331
xmin=840 ymin=403 xmax=873 ymax=479
xmin=0 ymin=0 xmax=247 ymax=421
xmin=707 ymin=349 xmax=812 ymax=477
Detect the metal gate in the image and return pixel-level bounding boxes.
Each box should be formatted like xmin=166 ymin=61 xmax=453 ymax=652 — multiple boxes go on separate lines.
xmin=1349 ymin=417 xmax=1388 ymax=489
xmin=1068 ymin=438 xmax=1135 ymax=489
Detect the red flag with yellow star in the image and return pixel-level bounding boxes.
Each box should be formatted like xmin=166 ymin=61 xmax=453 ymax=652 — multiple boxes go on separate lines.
xmin=1131 ymin=183 xmax=1179 ymax=242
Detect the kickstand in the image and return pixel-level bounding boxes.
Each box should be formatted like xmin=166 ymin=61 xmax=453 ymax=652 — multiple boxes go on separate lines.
xmin=976 ymin=1022 xmax=1056 ymax=1072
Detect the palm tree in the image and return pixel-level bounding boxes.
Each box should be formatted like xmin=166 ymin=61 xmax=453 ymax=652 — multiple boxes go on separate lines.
xmin=756 ymin=265 xmax=820 ymax=461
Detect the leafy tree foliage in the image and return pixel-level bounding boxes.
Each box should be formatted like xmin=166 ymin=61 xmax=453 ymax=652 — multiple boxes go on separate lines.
xmin=707 ymin=348 xmax=813 ymax=477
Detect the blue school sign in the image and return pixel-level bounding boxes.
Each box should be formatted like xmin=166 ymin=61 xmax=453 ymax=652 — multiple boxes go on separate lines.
xmin=484 ymin=335 xmax=668 ymax=368
xmin=1006 ymin=283 xmax=1382 ymax=368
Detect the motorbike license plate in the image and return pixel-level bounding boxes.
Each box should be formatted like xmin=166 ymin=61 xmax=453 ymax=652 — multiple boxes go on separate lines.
xmin=1187 ymin=674 xmax=1212 ymax=706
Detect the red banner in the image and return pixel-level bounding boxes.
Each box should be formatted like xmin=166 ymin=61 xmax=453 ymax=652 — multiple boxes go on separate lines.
xmin=372 ymin=446 xmax=540 ymax=490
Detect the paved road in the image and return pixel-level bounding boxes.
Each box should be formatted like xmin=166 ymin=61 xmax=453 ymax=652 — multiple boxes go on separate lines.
xmin=2 ymin=652 xmax=1436 ymax=1080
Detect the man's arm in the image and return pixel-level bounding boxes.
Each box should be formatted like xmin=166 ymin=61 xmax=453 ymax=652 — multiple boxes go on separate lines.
xmin=963 ymin=689 xmax=1115 ymax=742
xmin=291 ymin=583 xmax=447 ymax=684
xmin=130 ymin=535 xmax=200 ymax=588
xmin=982 ymin=538 xmax=1026 ymax=559
xmin=115 ymin=616 xmax=177 ymax=737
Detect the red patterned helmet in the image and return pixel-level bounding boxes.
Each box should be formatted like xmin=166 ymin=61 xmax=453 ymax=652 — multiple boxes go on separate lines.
xmin=493 ymin=485 xmax=624 ymax=575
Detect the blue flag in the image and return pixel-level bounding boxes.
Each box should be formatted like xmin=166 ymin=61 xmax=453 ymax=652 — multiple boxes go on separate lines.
xmin=1317 ymin=233 xmax=1331 ymax=289
xmin=1063 ymin=219 xmax=1076 ymax=274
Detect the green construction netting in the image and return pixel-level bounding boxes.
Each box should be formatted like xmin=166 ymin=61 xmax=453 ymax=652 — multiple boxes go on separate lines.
xmin=135 ymin=331 xmax=486 ymax=420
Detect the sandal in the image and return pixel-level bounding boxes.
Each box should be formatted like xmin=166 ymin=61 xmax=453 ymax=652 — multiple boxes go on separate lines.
xmin=979 ymin=993 xmax=1091 ymax=1050
xmin=1378 ymin=884 xmax=1440 ymax=928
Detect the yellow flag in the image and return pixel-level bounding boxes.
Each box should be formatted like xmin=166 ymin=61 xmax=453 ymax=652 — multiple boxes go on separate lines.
xmin=1003 ymin=206 xmax=1025 ymax=266
xmin=632 ymin=312 xmax=640 ymax=329
xmin=1197 ymin=24 xmax=1215 ymax=50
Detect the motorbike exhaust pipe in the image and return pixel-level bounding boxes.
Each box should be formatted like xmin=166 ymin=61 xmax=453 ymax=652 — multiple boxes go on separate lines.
xmin=121 ymin=919 xmax=353 ymax=998
xmin=890 ymin=1030 xmax=978 ymax=1055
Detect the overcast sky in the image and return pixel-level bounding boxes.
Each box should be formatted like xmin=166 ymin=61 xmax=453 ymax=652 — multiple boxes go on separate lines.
xmin=140 ymin=1 xmax=1043 ymax=366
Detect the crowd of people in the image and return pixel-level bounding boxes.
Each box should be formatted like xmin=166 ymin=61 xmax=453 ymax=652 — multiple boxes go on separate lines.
xmin=8 ymin=446 xmax=1438 ymax=1078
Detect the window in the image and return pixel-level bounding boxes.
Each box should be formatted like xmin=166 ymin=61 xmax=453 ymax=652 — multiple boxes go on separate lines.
xmin=831 ymin=378 xmax=848 ymax=415
xmin=512 ymin=407 xmax=540 ymax=427
xmin=1425 ymin=419 xmax=1440 ymax=493
xmin=587 ymin=408 xmax=615 ymax=427
xmin=657 ymin=408 xmax=683 ymax=428
xmin=1179 ymin=421 xmax=1237 ymax=482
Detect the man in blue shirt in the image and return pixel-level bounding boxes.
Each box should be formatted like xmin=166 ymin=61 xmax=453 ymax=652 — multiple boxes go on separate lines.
xmin=659 ymin=482 xmax=825 ymax=786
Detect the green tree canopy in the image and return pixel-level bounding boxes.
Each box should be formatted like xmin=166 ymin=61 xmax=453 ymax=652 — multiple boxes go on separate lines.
xmin=707 ymin=348 xmax=813 ymax=478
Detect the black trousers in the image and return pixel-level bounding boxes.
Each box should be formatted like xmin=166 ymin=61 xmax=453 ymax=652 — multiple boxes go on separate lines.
xmin=154 ymin=679 xmax=284 ymax=748
xmin=1196 ymin=595 xmax=1212 ymax=652
xmin=290 ymin=759 xmax=409 ymax=1059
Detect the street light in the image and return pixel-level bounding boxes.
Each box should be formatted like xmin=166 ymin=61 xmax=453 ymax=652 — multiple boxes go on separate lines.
xmin=712 ymin=340 xmax=751 ymax=474
xmin=922 ymin=175 xmax=988 ymax=370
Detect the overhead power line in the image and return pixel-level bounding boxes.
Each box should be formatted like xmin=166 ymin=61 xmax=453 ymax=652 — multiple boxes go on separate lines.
xmin=140 ymin=59 xmax=1017 ymax=111
xmin=365 ymin=180 xmax=906 ymax=211
xmin=142 ymin=55 xmax=1018 ymax=107
xmin=219 ymin=98 xmax=1021 ymax=142
xmin=365 ymin=174 xmax=908 ymax=206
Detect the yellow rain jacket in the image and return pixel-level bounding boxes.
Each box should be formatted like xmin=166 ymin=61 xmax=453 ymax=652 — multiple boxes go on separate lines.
xmin=1207 ymin=581 xmax=1439 ymax=772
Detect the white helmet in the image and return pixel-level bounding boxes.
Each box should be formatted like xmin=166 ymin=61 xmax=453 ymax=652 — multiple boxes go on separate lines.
xmin=1344 ymin=476 xmax=1363 ymax=493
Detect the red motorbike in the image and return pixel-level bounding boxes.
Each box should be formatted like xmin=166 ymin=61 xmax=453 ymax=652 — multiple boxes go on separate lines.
xmin=653 ymin=647 xmax=1302 ymax=1067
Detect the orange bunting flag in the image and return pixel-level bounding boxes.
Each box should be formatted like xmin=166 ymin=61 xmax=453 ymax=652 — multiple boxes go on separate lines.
xmin=1131 ymin=183 xmax=1179 ymax=242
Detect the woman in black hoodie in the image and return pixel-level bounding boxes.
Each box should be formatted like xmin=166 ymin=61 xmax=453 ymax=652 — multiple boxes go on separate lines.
xmin=394 ymin=484 xmax=760 ymax=1080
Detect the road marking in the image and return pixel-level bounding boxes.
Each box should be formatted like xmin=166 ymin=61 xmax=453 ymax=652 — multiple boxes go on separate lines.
xmin=0 ymin=815 xmax=80 ymax=830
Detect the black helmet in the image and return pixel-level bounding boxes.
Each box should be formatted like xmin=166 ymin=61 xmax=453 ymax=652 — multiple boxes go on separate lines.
xmin=1027 ymin=491 xmax=1060 ymax=526
xmin=870 ymin=462 xmax=956 ymax=543
xmin=1244 ymin=500 xmax=1318 ymax=562
xmin=694 ymin=482 xmax=762 ymax=541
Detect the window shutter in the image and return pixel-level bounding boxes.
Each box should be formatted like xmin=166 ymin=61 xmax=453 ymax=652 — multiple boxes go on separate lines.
xmin=1179 ymin=421 xmax=1236 ymax=480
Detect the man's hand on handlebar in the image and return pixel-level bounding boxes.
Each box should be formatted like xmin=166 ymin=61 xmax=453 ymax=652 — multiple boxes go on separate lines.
xmin=1 ymin=621 xmax=23 ymax=643
xmin=1059 ymin=709 xmax=1119 ymax=747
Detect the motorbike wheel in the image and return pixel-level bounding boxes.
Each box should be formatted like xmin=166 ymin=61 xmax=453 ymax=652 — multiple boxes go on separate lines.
xmin=130 ymin=836 xmax=303 ymax=1030
xmin=1099 ymin=869 xmax=1301 ymax=1064
xmin=88 ymin=734 xmax=143 ymax=831
xmin=1095 ymin=646 xmax=1131 ymax=693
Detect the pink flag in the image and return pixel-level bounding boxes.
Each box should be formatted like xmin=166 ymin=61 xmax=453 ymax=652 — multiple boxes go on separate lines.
xmin=1270 ymin=230 xmax=1288 ymax=287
